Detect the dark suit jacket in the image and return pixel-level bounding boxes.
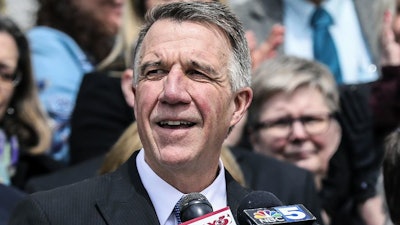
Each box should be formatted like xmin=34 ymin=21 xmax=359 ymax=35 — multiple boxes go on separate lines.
xmin=9 ymin=151 xmax=251 ymax=225
xmin=0 ymin=184 xmax=26 ymax=225
xmin=24 ymin=155 xmax=104 ymax=194
xmin=69 ymin=71 xmax=135 ymax=165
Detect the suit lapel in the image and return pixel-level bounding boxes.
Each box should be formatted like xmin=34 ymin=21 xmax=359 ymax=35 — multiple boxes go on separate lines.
xmin=96 ymin=151 xmax=160 ymax=225
xmin=226 ymin=171 xmax=251 ymax=222
xmin=95 ymin=152 xmax=251 ymax=225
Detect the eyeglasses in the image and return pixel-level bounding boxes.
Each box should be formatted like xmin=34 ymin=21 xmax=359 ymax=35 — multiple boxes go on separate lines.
xmin=254 ymin=113 xmax=335 ymax=138
xmin=0 ymin=71 xmax=21 ymax=86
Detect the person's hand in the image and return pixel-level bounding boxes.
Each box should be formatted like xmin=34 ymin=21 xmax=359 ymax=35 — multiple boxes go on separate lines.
xmin=246 ymin=24 xmax=284 ymax=70
xmin=381 ymin=10 xmax=400 ymax=66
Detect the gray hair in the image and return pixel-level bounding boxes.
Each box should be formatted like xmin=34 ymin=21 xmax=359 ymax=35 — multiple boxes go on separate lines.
xmin=248 ymin=56 xmax=339 ymax=127
xmin=131 ymin=1 xmax=251 ymax=92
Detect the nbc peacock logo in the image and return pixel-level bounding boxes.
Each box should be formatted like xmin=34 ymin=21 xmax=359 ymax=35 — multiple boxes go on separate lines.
xmin=252 ymin=209 xmax=285 ymax=223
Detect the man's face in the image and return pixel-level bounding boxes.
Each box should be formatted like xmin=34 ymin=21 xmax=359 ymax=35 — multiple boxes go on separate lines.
xmin=73 ymin=0 xmax=125 ymax=35
xmin=133 ymin=20 xmax=247 ymax=174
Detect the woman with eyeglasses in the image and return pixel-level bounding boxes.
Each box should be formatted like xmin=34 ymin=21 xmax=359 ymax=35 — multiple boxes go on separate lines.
xmin=244 ymin=55 xmax=386 ymax=225
xmin=247 ymin=56 xmax=341 ymax=187
xmin=0 ymin=16 xmax=52 ymax=189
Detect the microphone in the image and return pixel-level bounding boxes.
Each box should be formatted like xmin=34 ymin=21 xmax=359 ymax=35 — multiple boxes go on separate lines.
xmin=178 ymin=192 xmax=237 ymax=225
xmin=237 ymin=191 xmax=283 ymax=225
xmin=179 ymin=192 xmax=213 ymax=222
xmin=237 ymin=191 xmax=318 ymax=225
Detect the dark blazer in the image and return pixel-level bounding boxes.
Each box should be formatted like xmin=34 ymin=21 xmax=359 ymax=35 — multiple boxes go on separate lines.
xmin=9 ymin=151 xmax=251 ymax=225
xmin=69 ymin=71 xmax=135 ymax=165
xmin=0 ymin=184 xmax=26 ymax=225
xmin=230 ymin=147 xmax=324 ymax=225
xmin=24 ymin=155 xmax=104 ymax=193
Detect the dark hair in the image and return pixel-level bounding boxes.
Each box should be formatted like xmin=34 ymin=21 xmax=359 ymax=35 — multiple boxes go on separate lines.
xmin=0 ymin=16 xmax=51 ymax=154
xmin=0 ymin=16 xmax=30 ymax=93
xmin=36 ymin=0 xmax=115 ymax=63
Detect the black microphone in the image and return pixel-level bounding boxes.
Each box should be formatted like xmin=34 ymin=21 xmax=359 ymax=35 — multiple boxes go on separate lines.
xmin=237 ymin=191 xmax=318 ymax=225
xmin=179 ymin=192 xmax=213 ymax=222
xmin=237 ymin=191 xmax=283 ymax=225
xmin=178 ymin=192 xmax=237 ymax=224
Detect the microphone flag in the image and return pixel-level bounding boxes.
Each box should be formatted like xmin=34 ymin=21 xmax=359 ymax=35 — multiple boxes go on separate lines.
xmin=181 ymin=206 xmax=237 ymax=225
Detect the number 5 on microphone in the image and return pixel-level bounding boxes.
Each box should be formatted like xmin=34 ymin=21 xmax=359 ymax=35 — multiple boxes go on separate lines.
xmin=273 ymin=204 xmax=316 ymax=222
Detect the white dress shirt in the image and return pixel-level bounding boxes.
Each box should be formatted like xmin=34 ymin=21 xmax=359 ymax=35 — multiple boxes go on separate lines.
xmin=136 ymin=149 xmax=227 ymax=225
xmin=284 ymin=0 xmax=378 ymax=84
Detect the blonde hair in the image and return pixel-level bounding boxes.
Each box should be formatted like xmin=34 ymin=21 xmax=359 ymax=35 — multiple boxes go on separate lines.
xmin=17 ymin=91 xmax=52 ymax=155
xmin=99 ymin=122 xmax=246 ymax=186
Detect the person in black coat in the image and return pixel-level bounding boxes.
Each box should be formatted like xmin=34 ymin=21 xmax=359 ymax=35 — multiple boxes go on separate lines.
xmin=69 ymin=70 xmax=135 ymax=165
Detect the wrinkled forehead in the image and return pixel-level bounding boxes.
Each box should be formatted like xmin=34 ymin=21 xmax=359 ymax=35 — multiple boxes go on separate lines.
xmin=139 ymin=19 xmax=231 ymax=56
xmin=146 ymin=0 xmax=217 ymax=10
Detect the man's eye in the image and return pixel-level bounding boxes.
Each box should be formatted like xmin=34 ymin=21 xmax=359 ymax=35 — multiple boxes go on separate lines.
xmin=147 ymin=69 xmax=165 ymax=75
xmin=144 ymin=69 xmax=166 ymax=80
xmin=186 ymin=70 xmax=211 ymax=81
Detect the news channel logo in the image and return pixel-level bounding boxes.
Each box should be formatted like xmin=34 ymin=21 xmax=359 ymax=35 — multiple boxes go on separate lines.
xmin=244 ymin=204 xmax=316 ymax=224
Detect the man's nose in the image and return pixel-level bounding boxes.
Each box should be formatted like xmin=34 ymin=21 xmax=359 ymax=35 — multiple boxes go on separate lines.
xmin=159 ymin=67 xmax=191 ymax=104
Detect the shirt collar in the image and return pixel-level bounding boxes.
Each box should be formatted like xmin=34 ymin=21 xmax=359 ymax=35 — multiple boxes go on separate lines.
xmin=285 ymin=0 xmax=342 ymax=25
xmin=136 ymin=149 xmax=227 ymax=225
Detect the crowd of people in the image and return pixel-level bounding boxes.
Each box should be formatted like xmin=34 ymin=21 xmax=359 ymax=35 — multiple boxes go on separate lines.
xmin=0 ymin=0 xmax=399 ymax=225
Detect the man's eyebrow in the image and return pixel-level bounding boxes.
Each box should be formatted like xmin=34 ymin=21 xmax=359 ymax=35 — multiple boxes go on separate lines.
xmin=190 ymin=60 xmax=217 ymax=75
xmin=139 ymin=61 xmax=162 ymax=75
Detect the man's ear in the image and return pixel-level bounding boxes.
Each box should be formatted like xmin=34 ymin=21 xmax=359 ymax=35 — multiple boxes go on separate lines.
xmin=121 ymin=69 xmax=135 ymax=108
xmin=230 ymin=87 xmax=253 ymax=127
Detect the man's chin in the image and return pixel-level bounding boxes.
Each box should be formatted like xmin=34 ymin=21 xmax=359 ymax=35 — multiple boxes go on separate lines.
xmin=159 ymin=153 xmax=193 ymax=167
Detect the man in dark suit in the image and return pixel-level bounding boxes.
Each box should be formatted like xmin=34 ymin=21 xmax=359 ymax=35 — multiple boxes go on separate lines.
xmin=9 ymin=2 xmax=255 ymax=224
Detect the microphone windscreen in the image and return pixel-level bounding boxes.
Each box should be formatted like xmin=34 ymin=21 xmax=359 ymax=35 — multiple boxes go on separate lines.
xmin=179 ymin=192 xmax=213 ymax=222
xmin=237 ymin=191 xmax=283 ymax=225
